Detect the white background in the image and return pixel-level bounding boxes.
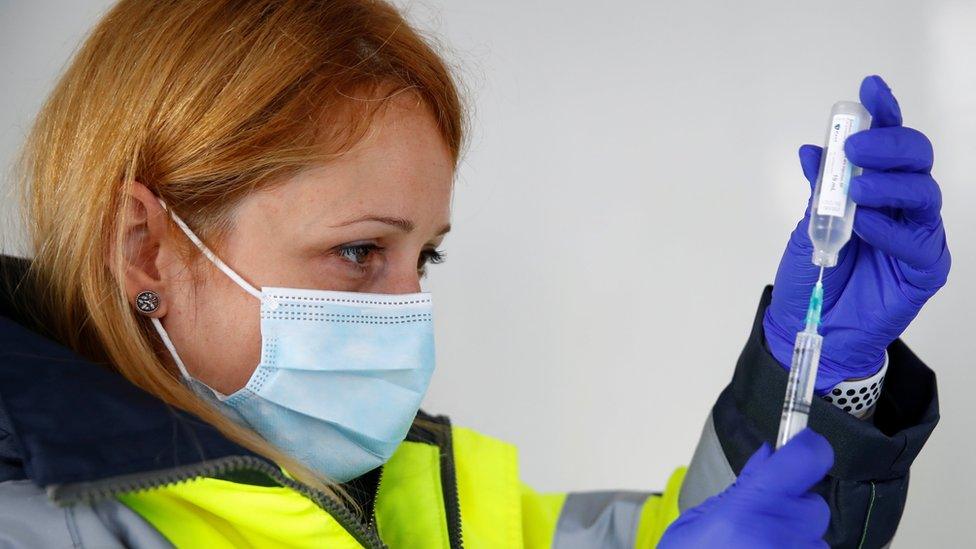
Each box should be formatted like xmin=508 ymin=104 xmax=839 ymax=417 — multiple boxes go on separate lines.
xmin=2 ymin=0 xmax=974 ymax=545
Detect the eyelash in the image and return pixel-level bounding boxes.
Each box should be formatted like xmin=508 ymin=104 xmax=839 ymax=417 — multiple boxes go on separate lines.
xmin=336 ymin=243 xmax=446 ymax=275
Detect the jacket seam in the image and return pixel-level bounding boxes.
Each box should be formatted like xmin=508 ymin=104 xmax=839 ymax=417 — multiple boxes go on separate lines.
xmin=857 ymin=481 xmax=877 ymax=549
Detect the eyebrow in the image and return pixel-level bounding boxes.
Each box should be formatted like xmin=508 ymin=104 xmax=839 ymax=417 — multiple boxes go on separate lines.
xmin=330 ymin=215 xmax=451 ymax=236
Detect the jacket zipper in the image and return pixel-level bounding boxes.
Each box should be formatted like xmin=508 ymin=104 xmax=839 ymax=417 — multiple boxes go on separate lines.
xmin=368 ymin=463 xmax=385 ymax=533
xmin=46 ymin=455 xmax=388 ymax=549
xmin=431 ymin=415 xmax=464 ymax=549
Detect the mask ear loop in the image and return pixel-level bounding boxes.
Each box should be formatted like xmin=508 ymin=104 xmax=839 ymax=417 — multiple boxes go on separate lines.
xmin=149 ymin=198 xmax=253 ymax=401
xmin=150 ymin=316 xmax=192 ymax=379
xmin=151 ymin=315 xmax=232 ymax=401
xmin=157 ymin=198 xmax=263 ymax=300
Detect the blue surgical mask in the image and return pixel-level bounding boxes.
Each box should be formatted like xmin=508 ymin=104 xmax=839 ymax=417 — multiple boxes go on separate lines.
xmin=150 ymin=201 xmax=435 ymax=482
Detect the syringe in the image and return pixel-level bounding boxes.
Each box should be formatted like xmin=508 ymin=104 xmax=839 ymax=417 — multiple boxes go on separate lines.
xmin=775 ymin=100 xmax=871 ymax=448
xmin=776 ymin=267 xmax=825 ymax=448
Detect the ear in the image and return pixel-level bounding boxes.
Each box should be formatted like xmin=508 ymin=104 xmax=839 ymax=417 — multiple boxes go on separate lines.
xmin=109 ymin=180 xmax=172 ymax=318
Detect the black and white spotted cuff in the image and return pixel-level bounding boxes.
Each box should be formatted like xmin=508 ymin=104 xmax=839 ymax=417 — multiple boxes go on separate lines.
xmin=822 ymin=352 xmax=888 ymax=419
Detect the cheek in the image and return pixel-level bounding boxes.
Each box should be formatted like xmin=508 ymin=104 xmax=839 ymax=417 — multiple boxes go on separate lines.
xmin=166 ymin=268 xmax=263 ymax=394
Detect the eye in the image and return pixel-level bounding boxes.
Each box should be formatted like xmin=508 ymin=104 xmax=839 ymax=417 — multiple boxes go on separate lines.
xmin=418 ymin=248 xmax=446 ymax=277
xmin=336 ymin=243 xmax=382 ymax=269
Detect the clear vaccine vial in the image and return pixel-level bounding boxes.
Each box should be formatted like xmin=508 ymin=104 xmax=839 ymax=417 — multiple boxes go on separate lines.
xmin=808 ymin=101 xmax=872 ymax=267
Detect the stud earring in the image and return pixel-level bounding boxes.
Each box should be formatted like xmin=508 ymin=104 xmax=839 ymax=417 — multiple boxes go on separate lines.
xmin=135 ymin=290 xmax=161 ymax=315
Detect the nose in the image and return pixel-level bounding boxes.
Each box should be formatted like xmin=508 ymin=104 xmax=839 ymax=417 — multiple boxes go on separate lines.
xmin=369 ymin=257 xmax=422 ymax=295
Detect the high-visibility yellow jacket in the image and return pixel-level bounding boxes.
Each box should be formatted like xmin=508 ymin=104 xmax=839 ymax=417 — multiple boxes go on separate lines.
xmin=113 ymin=412 xmax=686 ymax=548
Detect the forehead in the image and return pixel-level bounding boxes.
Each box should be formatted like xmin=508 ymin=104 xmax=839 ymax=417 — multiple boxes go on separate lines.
xmin=250 ymin=94 xmax=455 ymax=227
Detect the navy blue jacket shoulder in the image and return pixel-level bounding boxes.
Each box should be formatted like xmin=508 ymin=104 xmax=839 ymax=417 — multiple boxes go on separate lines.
xmin=0 ymin=255 xmax=259 ymax=487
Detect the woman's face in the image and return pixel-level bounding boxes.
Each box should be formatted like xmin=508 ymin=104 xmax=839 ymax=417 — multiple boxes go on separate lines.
xmin=132 ymin=95 xmax=455 ymax=394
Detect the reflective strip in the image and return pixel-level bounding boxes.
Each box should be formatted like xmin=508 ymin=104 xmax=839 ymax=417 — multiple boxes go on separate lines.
xmin=677 ymin=413 xmax=735 ymax=512
xmin=552 ymin=490 xmax=651 ymax=549
xmin=0 ymin=479 xmax=172 ymax=549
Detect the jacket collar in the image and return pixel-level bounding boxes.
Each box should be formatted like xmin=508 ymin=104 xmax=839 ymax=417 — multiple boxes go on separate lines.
xmin=0 ymin=254 xmax=259 ymax=487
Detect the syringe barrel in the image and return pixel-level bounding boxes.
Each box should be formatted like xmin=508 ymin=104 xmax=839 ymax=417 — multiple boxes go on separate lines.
xmin=808 ymin=101 xmax=872 ymax=267
xmin=776 ymin=330 xmax=823 ymax=449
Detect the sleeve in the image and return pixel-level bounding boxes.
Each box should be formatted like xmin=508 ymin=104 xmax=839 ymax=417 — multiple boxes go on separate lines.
xmin=678 ymin=285 xmax=939 ymax=548
xmin=520 ymin=467 xmax=686 ymax=548
xmin=0 ymin=479 xmax=173 ymax=549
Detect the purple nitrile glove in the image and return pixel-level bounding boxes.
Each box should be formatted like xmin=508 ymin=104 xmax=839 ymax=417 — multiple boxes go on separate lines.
xmin=658 ymin=428 xmax=833 ymax=549
xmin=763 ymin=75 xmax=950 ymax=394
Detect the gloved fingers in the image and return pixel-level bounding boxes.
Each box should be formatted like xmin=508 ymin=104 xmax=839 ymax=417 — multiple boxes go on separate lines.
xmin=760 ymin=526 xmax=830 ymax=549
xmin=798 ymin=144 xmax=823 ymax=187
xmin=859 ymin=75 xmax=902 ymax=128
xmin=765 ymin=537 xmax=830 ymax=549
xmin=742 ymin=428 xmax=834 ymax=496
xmin=781 ymin=215 xmax=858 ymax=296
xmin=747 ymin=493 xmax=830 ymax=542
xmin=774 ymin=219 xmax=822 ymax=303
xmin=850 ymin=172 xmax=942 ymax=224
xmin=739 ymin=442 xmax=773 ymax=478
xmin=773 ymin=496 xmax=831 ymax=539
xmin=853 ymin=207 xmax=951 ymax=282
xmin=770 ymin=216 xmax=858 ymax=324
xmin=796 ymin=492 xmax=832 ymax=538
xmin=844 ymin=126 xmax=933 ymax=173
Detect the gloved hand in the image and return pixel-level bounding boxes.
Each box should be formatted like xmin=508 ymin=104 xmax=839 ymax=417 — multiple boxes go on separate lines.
xmin=658 ymin=428 xmax=833 ymax=548
xmin=763 ymin=75 xmax=950 ymax=393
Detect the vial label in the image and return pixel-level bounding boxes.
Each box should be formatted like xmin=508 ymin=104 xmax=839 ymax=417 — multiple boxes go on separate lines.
xmin=817 ymin=114 xmax=861 ymax=217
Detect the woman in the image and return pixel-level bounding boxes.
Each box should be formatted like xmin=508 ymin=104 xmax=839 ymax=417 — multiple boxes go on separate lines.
xmin=0 ymin=1 xmax=947 ymax=547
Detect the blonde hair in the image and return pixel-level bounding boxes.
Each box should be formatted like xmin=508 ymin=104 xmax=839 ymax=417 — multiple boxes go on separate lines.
xmin=12 ymin=0 xmax=466 ymax=508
